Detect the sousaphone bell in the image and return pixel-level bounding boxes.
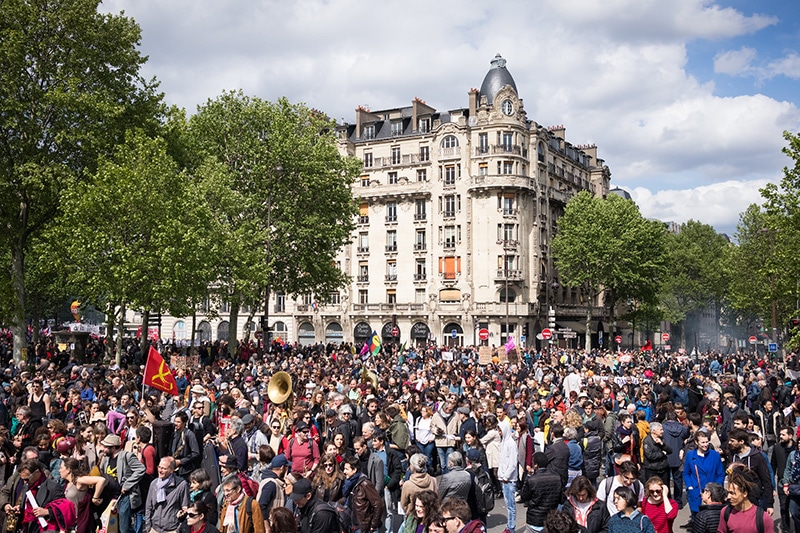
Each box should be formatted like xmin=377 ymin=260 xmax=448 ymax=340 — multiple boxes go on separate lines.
xmin=268 ymin=371 xmax=294 ymax=408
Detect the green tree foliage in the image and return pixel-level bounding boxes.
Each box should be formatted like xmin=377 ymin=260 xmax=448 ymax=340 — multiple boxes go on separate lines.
xmin=551 ymin=191 xmax=668 ymax=348
xmin=189 ymin=91 xmax=360 ymax=355
xmin=0 ymin=0 xmax=162 ymax=360
xmin=661 ymin=220 xmax=730 ymax=348
xmin=51 ymin=131 xmax=215 ymax=363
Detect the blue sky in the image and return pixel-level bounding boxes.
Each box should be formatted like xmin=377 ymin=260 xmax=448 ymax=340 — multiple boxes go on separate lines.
xmin=102 ymin=0 xmax=800 ymax=236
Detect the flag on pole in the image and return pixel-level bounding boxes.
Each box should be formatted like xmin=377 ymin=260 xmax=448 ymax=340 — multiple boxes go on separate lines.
xmin=505 ymin=335 xmax=516 ymax=353
xmin=143 ymin=346 xmax=179 ymax=396
xmin=360 ymin=343 xmax=369 ymax=357
xmin=399 ymin=340 xmax=407 ymax=354
xmin=369 ymin=331 xmax=381 ymax=356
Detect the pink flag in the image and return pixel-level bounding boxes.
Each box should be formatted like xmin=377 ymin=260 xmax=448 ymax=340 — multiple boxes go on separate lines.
xmin=505 ymin=336 xmax=516 ymax=352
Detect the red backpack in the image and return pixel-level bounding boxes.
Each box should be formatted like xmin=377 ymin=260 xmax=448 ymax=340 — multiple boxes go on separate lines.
xmin=237 ymin=472 xmax=259 ymax=497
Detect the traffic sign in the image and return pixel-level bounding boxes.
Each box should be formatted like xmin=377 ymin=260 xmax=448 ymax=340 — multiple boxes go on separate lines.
xmin=391 ymin=326 xmax=399 ymax=337
xmin=661 ymin=332 xmax=670 ymax=342
xmin=541 ymin=328 xmax=553 ymax=340
xmin=749 ymin=336 xmax=757 ymax=344
xmin=768 ymin=343 xmax=778 ymax=352
xmin=615 ymin=335 xmax=622 ymax=344
xmin=452 ymin=329 xmax=458 ymax=339
xmin=664 ymin=344 xmax=671 ymax=350
xmin=520 ymin=335 xmax=526 ymax=343
xmin=478 ymin=328 xmax=490 ymax=341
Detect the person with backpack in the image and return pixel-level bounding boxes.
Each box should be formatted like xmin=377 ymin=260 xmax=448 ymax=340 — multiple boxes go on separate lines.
xmin=718 ymin=470 xmax=775 ymax=533
xmin=608 ymin=486 xmax=656 ymax=533
xmin=257 ymin=454 xmax=289 ymax=518
xmin=285 ymin=421 xmax=321 ymax=478
xmin=465 ymin=448 xmax=493 ymax=523
xmin=597 ymin=461 xmax=645 ymax=518
xmin=145 ymin=457 xmax=190 ymax=533
xmin=727 ymin=428 xmax=774 ymax=513
xmin=290 ymin=477 xmax=343 ymax=533
xmin=219 ymin=475 xmax=266 ymax=533
xmin=342 ymin=456 xmax=385 ymax=533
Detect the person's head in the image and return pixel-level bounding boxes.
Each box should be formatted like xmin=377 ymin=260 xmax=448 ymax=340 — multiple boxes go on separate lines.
xmin=189 ymin=468 xmax=212 ymax=492
xmin=18 ymin=459 xmax=43 ymax=485
xmin=342 ymin=456 xmax=360 ymax=479
xmin=732 ymin=413 xmax=749 ymax=430
xmin=409 ymin=453 xmax=428 ymax=474
xmin=362 ymin=422 xmax=375 ymax=440
xmin=288 ymin=478 xmax=314 ymax=508
xmin=749 ymin=433 xmax=763 ymax=450
xmin=413 ymin=490 xmax=439 ymax=524
xmin=618 ymin=413 xmax=632 ymax=428
xmin=228 ymin=417 xmax=244 ymax=437
xmin=550 ymin=423 xmax=564 ymax=440
xmin=565 ymin=476 xmax=596 ymax=504
xmin=727 ymin=428 xmax=750 ymax=454
xmin=563 ymin=427 xmax=578 ymax=441
xmin=649 ymin=422 xmax=663 ymax=438
xmin=645 ymin=476 xmax=665 ymax=502
xmin=268 ymin=507 xmax=297 ymax=533
xmin=157 ymin=456 xmax=176 ymax=480
xmin=332 ymin=432 xmax=345 ymax=450
xmin=702 ymin=482 xmax=726 ymax=505
xmin=439 ymin=498 xmax=470 ymax=533
xmin=613 ymin=486 xmax=638 ymax=512
xmin=726 ymin=470 xmax=753 ymax=507
xmin=174 ymin=411 xmax=188 ymax=430
xmin=447 ymin=451 xmax=463 ymax=470
xmin=616 ymin=461 xmax=639 ymax=486
xmin=533 ymin=451 xmax=549 ymax=471
xmin=320 ymin=453 xmax=338 ymax=477
xmin=372 ymin=430 xmax=387 ymax=451
xmin=543 ymin=509 xmax=579 ymax=533
xmin=16 ymin=406 xmax=31 ymax=423
xmin=294 ymin=422 xmax=310 ymax=441
xmin=59 ymin=457 xmax=85 ymax=482
xmin=781 ymin=426 xmax=794 ymax=444
xmin=222 ymin=475 xmax=243 ymax=502
xmin=186 ymin=500 xmax=211 ymax=529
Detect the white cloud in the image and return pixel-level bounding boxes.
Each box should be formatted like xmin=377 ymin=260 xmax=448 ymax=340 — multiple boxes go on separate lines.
xmin=767 ymin=53 xmax=800 ymax=80
xmin=629 ymin=179 xmax=772 ymax=234
xmin=714 ymin=47 xmax=758 ymax=76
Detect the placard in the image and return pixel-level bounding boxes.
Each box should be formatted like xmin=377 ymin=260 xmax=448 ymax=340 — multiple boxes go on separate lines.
xmin=478 ymin=346 xmax=493 ymax=365
xmin=506 ymin=348 xmax=518 ymax=364
xmin=441 ymin=351 xmax=453 ymax=361
xmin=498 ymin=346 xmax=507 ymax=362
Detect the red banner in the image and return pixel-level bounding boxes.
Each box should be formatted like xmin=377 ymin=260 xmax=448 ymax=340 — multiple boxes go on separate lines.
xmin=143 ymin=346 xmax=179 ymax=396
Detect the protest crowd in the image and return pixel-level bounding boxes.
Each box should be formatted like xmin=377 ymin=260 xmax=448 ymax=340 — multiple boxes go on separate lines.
xmin=0 ymin=329 xmax=798 ymax=533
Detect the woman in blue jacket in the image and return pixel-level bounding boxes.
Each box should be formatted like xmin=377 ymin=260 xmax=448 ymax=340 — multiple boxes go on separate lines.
xmin=683 ymin=431 xmax=725 ymax=521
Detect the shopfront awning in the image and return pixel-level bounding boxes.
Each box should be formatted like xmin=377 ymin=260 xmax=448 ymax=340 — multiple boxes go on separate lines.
xmin=556 ymin=321 xmax=588 ymax=334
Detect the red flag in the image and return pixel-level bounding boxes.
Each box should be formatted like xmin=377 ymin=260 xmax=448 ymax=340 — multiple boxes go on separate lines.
xmin=642 ymin=339 xmax=653 ymax=351
xmin=143 ymin=346 xmax=179 ymax=395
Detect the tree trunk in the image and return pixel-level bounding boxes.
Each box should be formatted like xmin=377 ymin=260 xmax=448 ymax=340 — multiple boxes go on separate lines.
xmin=141 ymin=308 xmax=151 ymax=358
xmin=116 ymin=303 xmax=126 ymax=367
xmin=228 ymin=301 xmax=240 ymax=358
xmin=190 ymin=310 xmax=197 ymax=356
xmin=243 ymin=306 xmax=256 ymax=342
xmin=11 ymin=243 xmax=26 ymax=365
xmin=585 ymin=292 xmax=593 ymax=351
xmin=106 ymin=302 xmax=116 ymax=361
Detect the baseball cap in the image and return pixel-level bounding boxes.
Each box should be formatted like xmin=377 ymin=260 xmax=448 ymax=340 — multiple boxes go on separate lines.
xmin=289 ymin=478 xmax=313 ymax=501
xmin=269 ymin=454 xmax=292 ymax=469
xmin=466 ymin=449 xmax=481 ymax=463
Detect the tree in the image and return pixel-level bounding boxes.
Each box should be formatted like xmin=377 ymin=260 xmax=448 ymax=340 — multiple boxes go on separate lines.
xmin=551 ymin=191 xmax=668 ymax=349
xmin=0 ymin=0 xmax=162 ymax=361
xmin=661 ymin=220 xmax=731 ymax=349
xmin=51 ymin=131 xmax=215 ymax=364
xmin=189 ymin=91 xmax=360 ymax=356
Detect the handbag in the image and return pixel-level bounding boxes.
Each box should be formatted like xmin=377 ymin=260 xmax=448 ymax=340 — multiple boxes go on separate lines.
xmin=99 ymin=499 xmax=119 ymax=533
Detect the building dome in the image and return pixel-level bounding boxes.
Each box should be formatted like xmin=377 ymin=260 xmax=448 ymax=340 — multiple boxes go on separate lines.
xmin=479 ymin=54 xmax=518 ymax=106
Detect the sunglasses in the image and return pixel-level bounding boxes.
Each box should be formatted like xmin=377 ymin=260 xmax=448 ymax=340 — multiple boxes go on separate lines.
xmin=271 ymin=426 xmax=280 ymax=430
xmin=649 ymin=490 xmax=662 ymax=495
xmin=324 ymin=463 xmax=335 ymax=468
xmin=186 ymin=512 xmax=201 ymax=518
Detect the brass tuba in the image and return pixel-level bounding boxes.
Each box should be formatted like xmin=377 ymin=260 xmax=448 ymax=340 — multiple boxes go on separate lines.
xmin=363 ymin=370 xmax=379 ymax=390
xmin=268 ymin=371 xmax=294 ymax=408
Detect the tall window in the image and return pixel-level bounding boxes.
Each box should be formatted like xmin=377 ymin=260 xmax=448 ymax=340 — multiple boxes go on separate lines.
xmin=415 ymin=199 xmax=426 ymax=219
xmin=416 ymin=229 xmax=426 ymax=249
xmin=386 ymin=230 xmax=397 ymax=251
xmin=358 ymin=232 xmax=368 ymax=252
xmin=386 ymin=261 xmax=397 ymax=280
xmin=479 ymin=133 xmax=488 ymax=154
xmin=415 ymin=289 xmax=426 ymax=304
xmin=415 ymin=259 xmax=426 ymax=279
xmin=387 ymin=290 xmax=397 ymax=304
xmin=363 ymin=152 xmax=373 ymax=168
xmin=502 ymin=132 xmax=513 ymax=151
xmin=388 ymin=171 xmax=398 ymax=184
xmin=419 ymin=146 xmax=429 ymax=162
xmin=391 ymin=146 xmax=401 ymax=165
xmin=275 ymin=292 xmax=285 ymax=313
xmin=439 ymin=256 xmax=461 ymax=279
xmin=359 ymin=290 xmax=368 ymax=304
xmin=363 ymin=125 xmax=375 ymax=140
xmin=417 ymin=169 xmax=427 ymax=182
xmin=444 ymin=226 xmax=456 ymax=247
xmin=386 ymin=202 xmax=397 ymax=222
xmin=444 ymin=166 xmax=456 ymax=185
xmin=359 ymin=262 xmax=369 ymax=281
xmin=499 ymin=194 xmax=515 ymax=214
xmin=418 ymin=118 xmax=430 ymax=133
xmin=479 ymin=163 xmax=488 ymax=176
xmin=441 ymin=135 xmax=458 ymax=149
xmin=391 ymin=121 xmax=403 ymax=136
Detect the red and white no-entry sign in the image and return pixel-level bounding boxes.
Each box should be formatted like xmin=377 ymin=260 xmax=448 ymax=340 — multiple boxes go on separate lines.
xmin=541 ymin=328 xmax=553 ymax=340
xmin=478 ymin=328 xmax=490 ymax=341
xmin=661 ymin=332 xmax=670 ymax=342
xmin=615 ymin=335 xmax=622 ymax=344
xmin=749 ymin=336 xmax=758 ymax=344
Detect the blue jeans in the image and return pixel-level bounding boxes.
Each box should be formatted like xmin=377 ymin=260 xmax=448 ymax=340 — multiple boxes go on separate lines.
xmin=383 ymin=487 xmax=396 ymax=533
xmin=117 ymin=493 xmax=131 ymax=533
xmin=502 ymin=480 xmax=517 ymax=531
xmin=419 ymin=442 xmax=435 ymax=467
xmin=132 ymin=509 xmax=144 ymax=533
xmin=437 ymin=446 xmax=454 ymax=474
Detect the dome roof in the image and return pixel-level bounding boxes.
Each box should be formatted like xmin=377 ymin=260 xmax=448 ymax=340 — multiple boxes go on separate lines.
xmin=479 ymin=54 xmax=518 ymax=106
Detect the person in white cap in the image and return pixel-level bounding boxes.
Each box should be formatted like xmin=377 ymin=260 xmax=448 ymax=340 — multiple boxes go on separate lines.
xmin=98 ymin=434 xmax=146 ymax=533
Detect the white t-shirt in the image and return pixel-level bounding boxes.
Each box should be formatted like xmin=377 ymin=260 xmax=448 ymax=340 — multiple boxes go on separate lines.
xmin=596 ymin=475 xmax=645 ymax=517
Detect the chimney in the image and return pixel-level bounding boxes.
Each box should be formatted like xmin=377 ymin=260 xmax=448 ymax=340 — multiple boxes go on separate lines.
xmin=469 ymin=88 xmax=479 ymax=119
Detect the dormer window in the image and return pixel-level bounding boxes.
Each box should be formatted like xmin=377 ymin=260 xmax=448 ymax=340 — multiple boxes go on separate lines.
xmin=391 ymin=121 xmax=403 ymax=136
xmin=363 ymin=125 xmax=375 ymax=140
xmin=418 ymin=118 xmax=430 ymax=133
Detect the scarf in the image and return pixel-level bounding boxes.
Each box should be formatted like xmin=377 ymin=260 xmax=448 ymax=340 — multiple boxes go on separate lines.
xmin=155 ymin=475 xmax=174 ymax=502
xmin=190 ymin=489 xmax=203 ymax=502
xmin=342 ymin=473 xmax=364 ymax=506
xmin=569 ymin=497 xmax=596 ymax=528
xmin=223 ymin=492 xmax=245 ymax=530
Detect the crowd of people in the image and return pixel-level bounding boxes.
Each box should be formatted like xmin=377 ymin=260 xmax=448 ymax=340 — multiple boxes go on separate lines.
xmin=0 ymin=331 xmax=797 ymax=533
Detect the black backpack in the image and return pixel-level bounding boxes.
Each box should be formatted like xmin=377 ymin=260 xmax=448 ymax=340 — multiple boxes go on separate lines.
xmin=312 ymin=500 xmax=352 ymax=533
xmin=723 ymin=504 xmax=764 ymax=533
xmin=470 ymin=467 xmax=495 ymax=515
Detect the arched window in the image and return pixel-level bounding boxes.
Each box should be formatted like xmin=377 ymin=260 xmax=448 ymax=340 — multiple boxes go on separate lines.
xmin=197 ymin=321 xmax=212 ymax=342
xmin=173 ymin=320 xmax=187 ymax=341
xmin=298 ymin=322 xmax=315 ymax=346
xmin=499 ymin=288 xmax=516 ymax=303
xmin=441 ymin=135 xmax=458 ymax=149
xmin=217 ymin=321 xmax=229 ymax=341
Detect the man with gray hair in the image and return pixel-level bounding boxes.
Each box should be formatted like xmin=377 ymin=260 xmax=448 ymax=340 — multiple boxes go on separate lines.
xmin=642 ymin=421 xmax=672 ymax=487
xmin=217 ymin=416 xmax=249 ymax=472
xmin=362 ymin=422 xmax=376 ymax=448
xmin=438 ymin=451 xmax=471 ymax=502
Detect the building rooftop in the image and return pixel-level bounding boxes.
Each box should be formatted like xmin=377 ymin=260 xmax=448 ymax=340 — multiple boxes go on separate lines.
xmin=479 ymin=54 xmax=518 ymax=106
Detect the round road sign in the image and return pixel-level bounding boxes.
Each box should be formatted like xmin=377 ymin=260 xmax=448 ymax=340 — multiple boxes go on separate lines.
xmin=749 ymin=335 xmax=758 ymax=344
xmin=478 ymin=328 xmax=490 ymax=341
xmin=391 ymin=326 xmax=399 ymax=337
xmin=615 ymin=335 xmax=622 ymax=344
xmin=661 ymin=332 xmax=670 ymax=342
xmin=541 ymin=328 xmax=553 ymax=340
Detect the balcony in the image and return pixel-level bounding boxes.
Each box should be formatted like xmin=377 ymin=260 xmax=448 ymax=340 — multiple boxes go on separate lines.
xmin=414 ymin=213 xmax=426 ymax=221
xmin=357 ymin=275 xmax=369 ymax=283
xmin=475 ymin=302 xmax=538 ymax=315
xmin=443 ymin=240 xmax=456 ymax=250
xmin=441 ymin=272 xmax=458 ymax=281
xmin=385 ymin=215 xmax=397 ymax=223
xmin=357 ymin=246 xmax=369 ymax=254
xmin=296 ymin=304 xmax=309 ymax=312
xmin=492 ymin=144 xmax=526 ymax=157
xmin=496 ymin=269 xmax=523 ymax=281
xmin=358 ymin=215 xmax=369 ymax=224
xmin=497 ymin=239 xmax=518 ymax=250
xmin=385 ymin=274 xmax=397 ymax=282
xmin=414 ymin=273 xmax=427 ymax=281
xmin=475 ymin=146 xmax=490 ymax=156
xmin=502 ymin=208 xmax=519 ymax=217
xmin=438 ymin=146 xmax=461 ymax=160
xmin=385 ymin=244 xmax=397 ymax=253
xmin=414 ymin=243 xmax=426 ymax=252
xmin=442 ymin=211 xmax=456 ymax=219
xmin=469 ymin=174 xmax=535 ymax=192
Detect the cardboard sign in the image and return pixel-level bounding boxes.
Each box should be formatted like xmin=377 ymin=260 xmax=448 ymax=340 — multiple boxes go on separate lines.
xmin=478 ymin=346 xmax=493 ymax=365
xmin=506 ymin=348 xmax=518 ymax=364
xmin=441 ymin=351 xmax=453 ymax=361
xmin=498 ymin=346 xmax=507 ymax=362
